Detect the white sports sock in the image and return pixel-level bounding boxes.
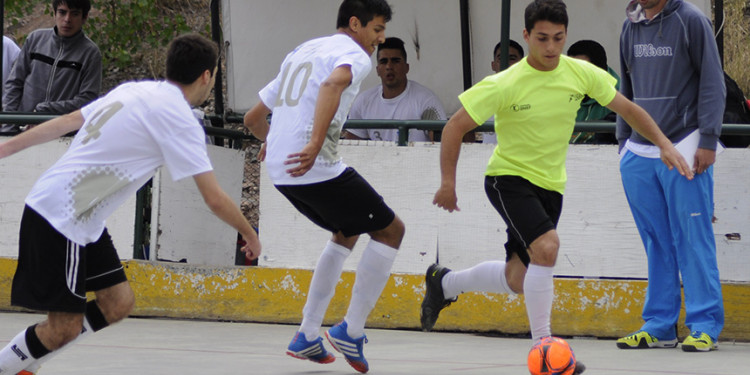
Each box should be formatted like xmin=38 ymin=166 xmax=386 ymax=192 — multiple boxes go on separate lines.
xmin=299 ymin=240 xmax=350 ymax=341
xmin=441 ymin=261 xmax=514 ymax=299
xmin=21 ymin=318 xmax=95 ymax=373
xmin=0 ymin=329 xmax=35 ymax=374
xmin=524 ymin=264 xmax=554 ymax=341
xmin=344 ymin=240 xmax=398 ymax=338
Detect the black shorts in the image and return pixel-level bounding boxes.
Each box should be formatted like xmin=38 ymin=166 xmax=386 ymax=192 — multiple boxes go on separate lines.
xmin=11 ymin=206 xmax=128 ymax=313
xmin=275 ymin=167 xmax=396 ymax=237
xmin=484 ymin=175 xmax=563 ymax=267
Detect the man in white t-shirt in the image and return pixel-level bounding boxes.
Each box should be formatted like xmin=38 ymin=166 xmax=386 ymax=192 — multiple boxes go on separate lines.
xmin=0 ymin=34 xmax=261 ymax=375
xmin=2 ymin=36 xmax=20 ymax=85
xmin=344 ymin=37 xmax=445 ymax=143
xmin=244 ymin=1 xmax=400 ymax=372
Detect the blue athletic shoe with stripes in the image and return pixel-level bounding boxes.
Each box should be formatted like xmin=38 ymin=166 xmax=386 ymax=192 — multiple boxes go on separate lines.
xmin=286 ymin=331 xmax=335 ymax=364
xmin=325 ymin=321 xmax=369 ymax=373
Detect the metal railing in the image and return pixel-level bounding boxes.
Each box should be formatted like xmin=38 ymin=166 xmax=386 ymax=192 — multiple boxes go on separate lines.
xmin=0 ymin=112 xmax=255 ymax=144
xmin=342 ymin=119 xmax=750 ymax=146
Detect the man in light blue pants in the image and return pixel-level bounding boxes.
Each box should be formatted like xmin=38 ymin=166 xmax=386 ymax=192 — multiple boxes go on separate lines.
xmin=619 ymin=153 xmax=723 ymax=348
xmin=616 ymin=0 xmax=725 ymax=352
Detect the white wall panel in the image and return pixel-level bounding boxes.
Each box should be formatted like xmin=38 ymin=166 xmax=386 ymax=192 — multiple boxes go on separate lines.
xmin=150 ymin=146 xmax=246 ymax=265
xmin=259 ymin=143 xmax=750 ymax=282
xmin=0 ymin=137 xmax=135 ymax=259
xmin=0 ymin=138 xmax=246 ymax=266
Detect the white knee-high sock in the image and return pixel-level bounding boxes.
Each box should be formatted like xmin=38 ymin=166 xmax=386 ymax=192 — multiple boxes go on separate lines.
xmin=300 ymin=240 xmax=350 ymax=341
xmin=344 ymin=240 xmax=398 ymax=338
xmin=3 ymin=300 xmax=108 ymax=373
xmin=441 ymin=261 xmax=514 ymax=299
xmin=21 ymin=318 xmax=95 ymax=373
xmin=524 ymin=264 xmax=554 ymax=342
xmin=0 ymin=328 xmax=37 ymax=374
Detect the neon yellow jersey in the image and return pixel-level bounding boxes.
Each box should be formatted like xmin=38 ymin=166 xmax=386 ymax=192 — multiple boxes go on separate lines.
xmin=459 ymin=55 xmax=617 ymax=193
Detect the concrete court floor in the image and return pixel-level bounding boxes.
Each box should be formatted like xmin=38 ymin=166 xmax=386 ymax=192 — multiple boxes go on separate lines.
xmin=0 ymin=311 xmax=747 ymax=375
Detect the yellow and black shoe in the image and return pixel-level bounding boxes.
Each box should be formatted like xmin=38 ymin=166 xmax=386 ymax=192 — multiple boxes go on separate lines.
xmin=681 ymin=331 xmax=718 ymax=352
xmin=616 ymin=331 xmax=678 ymax=349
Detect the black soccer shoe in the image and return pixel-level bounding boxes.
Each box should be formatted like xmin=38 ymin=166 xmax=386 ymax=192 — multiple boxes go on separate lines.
xmin=574 ymin=360 xmax=586 ymax=374
xmin=420 ymin=263 xmax=457 ymax=332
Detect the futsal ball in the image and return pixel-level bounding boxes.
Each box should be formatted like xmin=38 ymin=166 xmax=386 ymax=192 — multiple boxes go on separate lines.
xmin=527 ymin=336 xmax=577 ymax=375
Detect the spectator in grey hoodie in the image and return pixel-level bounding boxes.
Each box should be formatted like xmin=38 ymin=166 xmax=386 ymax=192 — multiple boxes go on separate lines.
xmin=2 ymin=0 xmax=101 ymax=133
xmin=615 ymin=0 xmax=725 ymax=352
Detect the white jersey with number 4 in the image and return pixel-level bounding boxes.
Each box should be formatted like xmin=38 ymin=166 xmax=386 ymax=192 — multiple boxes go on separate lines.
xmin=259 ymin=33 xmax=372 ymax=185
xmin=25 ymin=81 xmax=213 ymax=245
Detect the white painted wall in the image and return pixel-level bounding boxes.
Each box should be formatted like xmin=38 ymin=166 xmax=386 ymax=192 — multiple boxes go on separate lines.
xmin=4 ymin=138 xmax=744 ymax=280
xmin=223 ymin=0 xmax=711 ymax=115
xmin=0 ymin=137 xmax=247 ymax=266
xmin=0 ymin=137 xmax=136 ymax=259
xmin=259 ymin=143 xmax=750 ymax=282
xmin=149 ymin=147 xmax=246 ymax=265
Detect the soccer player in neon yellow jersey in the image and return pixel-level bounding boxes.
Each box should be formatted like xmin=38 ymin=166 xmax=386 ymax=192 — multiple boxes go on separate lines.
xmin=420 ymin=0 xmax=692 ymax=373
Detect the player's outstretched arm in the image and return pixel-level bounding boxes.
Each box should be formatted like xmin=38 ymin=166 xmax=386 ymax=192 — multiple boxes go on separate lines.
xmin=193 ymin=171 xmax=261 ymax=260
xmin=606 ymin=92 xmax=694 ymax=180
xmin=433 ymin=107 xmax=479 ymax=212
xmin=0 ymin=110 xmax=85 ymax=159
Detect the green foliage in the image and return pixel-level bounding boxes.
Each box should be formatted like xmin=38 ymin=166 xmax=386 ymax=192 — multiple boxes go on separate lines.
xmin=4 ymin=0 xmax=42 ymax=23
xmin=4 ymin=0 xmax=46 ymax=41
xmin=4 ymin=0 xmax=197 ymax=70
xmin=88 ymin=0 xmax=193 ymax=69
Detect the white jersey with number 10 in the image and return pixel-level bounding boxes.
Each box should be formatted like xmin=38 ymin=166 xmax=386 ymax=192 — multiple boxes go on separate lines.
xmin=259 ymin=33 xmax=372 ymax=185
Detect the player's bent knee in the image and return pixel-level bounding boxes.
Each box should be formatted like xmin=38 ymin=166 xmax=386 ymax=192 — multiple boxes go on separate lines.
xmin=529 ymin=251 xmax=557 ymax=267
xmin=96 ymin=282 xmax=135 ymax=323
xmin=528 ymin=232 xmax=559 ymax=267
xmin=111 ymin=286 xmax=135 ymax=321
xmin=389 ymin=216 xmax=405 ymax=239
xmin=370 ymin=216 xmax=405 ymax=248
xmin=118 ymin=287 xmax=136 ymax=318
xmin=369 ymin=216 xmax=406 ymax=249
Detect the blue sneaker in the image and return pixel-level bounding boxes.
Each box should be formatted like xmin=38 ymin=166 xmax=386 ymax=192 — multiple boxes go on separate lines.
xmin=325 ymin=321 xmax=369 ymax=373
xmin=286 ymin=332 xmax=335 ymax=364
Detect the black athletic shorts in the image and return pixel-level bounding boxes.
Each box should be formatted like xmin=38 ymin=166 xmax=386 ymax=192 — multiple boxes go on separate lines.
xmin=275 ymin=167 xmax=396 ymax=237
xmin=11 ymin=206 xmax=128 ymax=313
xmin=484 ymin=175 xmax=563 ymax=267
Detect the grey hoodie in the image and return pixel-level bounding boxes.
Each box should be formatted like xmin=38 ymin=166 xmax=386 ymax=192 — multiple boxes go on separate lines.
xmin=2 ymin=26 xmax=101 ymax=132
xmin=616 ymin=0 xmax=725 ymax=151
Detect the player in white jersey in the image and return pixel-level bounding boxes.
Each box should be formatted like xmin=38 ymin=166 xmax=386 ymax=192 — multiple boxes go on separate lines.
xmin=0 ymin=34 xmax=261 ymax=375
xmin=244 ymin=1 xmax=398 ymax=373
xmin=345 ymin=37 xmax=446 ymax=143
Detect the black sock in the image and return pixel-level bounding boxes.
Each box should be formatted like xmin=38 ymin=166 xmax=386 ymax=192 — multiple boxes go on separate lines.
xmin=24 ymin=325 xmax=51 ymax=359
xmin=85 ymin=300 xmax=109 ymax=332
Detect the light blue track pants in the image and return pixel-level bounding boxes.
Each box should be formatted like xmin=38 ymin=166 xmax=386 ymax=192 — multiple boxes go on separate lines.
xmin=620 ymin=151 xmax=724 ymax=341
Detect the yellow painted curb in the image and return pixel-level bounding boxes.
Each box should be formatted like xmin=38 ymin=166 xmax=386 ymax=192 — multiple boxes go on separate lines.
xmin=1 ymin=258 xmax=748 ymax=340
